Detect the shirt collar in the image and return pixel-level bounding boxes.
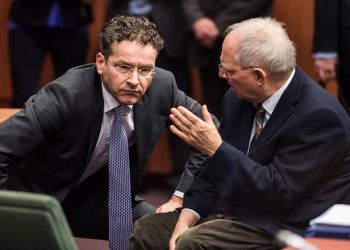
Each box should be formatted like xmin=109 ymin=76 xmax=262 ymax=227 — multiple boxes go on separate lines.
xmin=261 ymin=68 xmax=295 ymax=115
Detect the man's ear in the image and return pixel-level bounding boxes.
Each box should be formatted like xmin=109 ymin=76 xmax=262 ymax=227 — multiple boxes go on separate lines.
xmin=255 ymin=68 xmax=267 ymax=86
xmin=96 ymin=52 xmax=105 ymax=74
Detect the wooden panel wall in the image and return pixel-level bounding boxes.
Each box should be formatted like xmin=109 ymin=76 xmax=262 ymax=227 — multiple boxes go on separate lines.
xmin=273 ymin=0 xmax=315 ymax=78
xmin=272 ymin=0 xmax=337 ymax=96
xmin=0 ymin=0 xmax=11 ymax=104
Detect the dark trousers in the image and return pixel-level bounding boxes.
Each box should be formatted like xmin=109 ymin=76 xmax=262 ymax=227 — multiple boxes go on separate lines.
xmin=130 ymin=211 xmax=282 ymax=250
xmin=62 ymin=166 xmax=155 ymax=240
xmin=9 ymin=27 xmax=88 ymax=107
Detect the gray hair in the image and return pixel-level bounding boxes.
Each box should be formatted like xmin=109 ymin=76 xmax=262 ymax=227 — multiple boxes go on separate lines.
xmin=225 ymin=17 xmax=296 ymax=80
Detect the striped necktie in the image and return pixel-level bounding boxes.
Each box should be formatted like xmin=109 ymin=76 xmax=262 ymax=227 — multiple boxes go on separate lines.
xmin=254 ymin=103 xmax=266 ymax=138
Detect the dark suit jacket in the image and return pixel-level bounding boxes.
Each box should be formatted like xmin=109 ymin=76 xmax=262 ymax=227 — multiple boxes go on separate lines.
xmin=9 ymin=0 xmax=92 ymax=28
xmin=0 ymin=64 xmax=210 ymax=202
xmin=182 ymin=0 xmax=273 ymax=66
xmin=183 ymin=67 xmax=350 ymax=235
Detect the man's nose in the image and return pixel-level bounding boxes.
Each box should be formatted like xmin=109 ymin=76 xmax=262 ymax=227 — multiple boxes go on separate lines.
xmin=128 ymin=70 xmax=140 ymax=85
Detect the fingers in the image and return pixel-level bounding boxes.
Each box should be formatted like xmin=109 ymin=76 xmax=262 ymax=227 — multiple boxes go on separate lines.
xmin=170 ymin=106 xmax=198 ymax=134
xmin=169 ymin=105 xmax=214 ymax=137
xmin=169 ymin=111 xmax=190 ymax=136
xmin=176 ymin=106 xmax=199 ymax=125
xmin=169 ymin=124 xmax=187 ymax=141
xmin=314 ymin=58 xmax=337 ymax=82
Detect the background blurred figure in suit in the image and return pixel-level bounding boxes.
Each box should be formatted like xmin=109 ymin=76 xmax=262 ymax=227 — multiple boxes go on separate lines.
xmin=182 ymin=0 xmax=274 ymax=118
xmin=8 ymin=0 xmax=92 ymax=107
xmin=313 ymin=0 xmax=350 ymax=115
xmin=106 ymin=0 xmax=192 ymax=179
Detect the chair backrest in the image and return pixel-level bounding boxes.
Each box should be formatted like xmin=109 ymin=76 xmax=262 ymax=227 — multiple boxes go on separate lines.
xmin=0 ymin=190 xmax=78 ymax=250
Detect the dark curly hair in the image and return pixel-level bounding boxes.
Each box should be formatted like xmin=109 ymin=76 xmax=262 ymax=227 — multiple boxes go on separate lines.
xmin=99 ymin=15 xmax=164 ymax=59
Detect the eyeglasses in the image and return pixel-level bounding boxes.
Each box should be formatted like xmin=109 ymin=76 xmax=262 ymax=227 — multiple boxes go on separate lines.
xmin=218 ymin=63 xmax=255 ymax=77
xmin=109 ymin=61 xmax=155 ymax=78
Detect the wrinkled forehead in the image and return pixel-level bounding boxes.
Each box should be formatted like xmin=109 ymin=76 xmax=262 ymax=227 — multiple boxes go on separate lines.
xmin=221 ymin=33 xmax=240 ymax=63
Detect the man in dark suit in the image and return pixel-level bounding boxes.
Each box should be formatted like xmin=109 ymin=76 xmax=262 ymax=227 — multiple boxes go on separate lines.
xmin=0 ymin=15 xmax=216 ymax=243
xmin=182 ymin=0 xmax=274 ymax=118
xmin=129 ymin=17 xmax=350 ymax=250
xmin=8 ymin=0 xmax=92 ymax=107
xmin=313 ymin=0 xmax=350 ymax=115
xmin=106 ymin=0 xmax=193 ymax=182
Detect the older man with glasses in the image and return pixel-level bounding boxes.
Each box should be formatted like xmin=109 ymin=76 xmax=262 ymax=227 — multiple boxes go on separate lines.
xmin=129 ymin=17 xmax=350 ymax=250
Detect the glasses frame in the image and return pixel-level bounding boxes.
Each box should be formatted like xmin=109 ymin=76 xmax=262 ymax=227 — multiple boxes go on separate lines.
xmin=218 ymin=63 xmax=256 ymax=78
xmin=108 ymin=60 xmax=155 ymax=78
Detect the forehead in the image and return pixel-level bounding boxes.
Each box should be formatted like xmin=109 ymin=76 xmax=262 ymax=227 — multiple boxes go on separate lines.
xmin=221 ymin=32 xmax=240 ymax=61
xmin=110 ymin=40 xmax=157 ymax=64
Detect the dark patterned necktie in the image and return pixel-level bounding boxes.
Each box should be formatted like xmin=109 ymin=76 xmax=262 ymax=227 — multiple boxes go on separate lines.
xmin=254 ymin=103 xmax=266 ymax=138
xmin=108 ymin=105 xmax=132 ymax=250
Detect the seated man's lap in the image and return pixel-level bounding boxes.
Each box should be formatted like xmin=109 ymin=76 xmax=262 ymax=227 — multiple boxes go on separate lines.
xmin=177 ymin=219 xmax=280 ymax=250
xmin=130 ymin=211 xmax=281 ymax=250
xmin=130 ymin=210 xmax=179 ymax=249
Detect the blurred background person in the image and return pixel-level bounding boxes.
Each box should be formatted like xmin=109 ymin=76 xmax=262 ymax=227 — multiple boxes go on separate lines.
xmin=8 ymin=0 xmax=92 ymax=107
xmin=182 ymin=0 xmax=274 ymax=118
xmin=313 ymin=0 xmax=350 ymax=115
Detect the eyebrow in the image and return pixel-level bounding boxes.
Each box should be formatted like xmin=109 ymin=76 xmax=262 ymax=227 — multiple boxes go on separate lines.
xmin=110 ymin=59 xmax=154 ymax=69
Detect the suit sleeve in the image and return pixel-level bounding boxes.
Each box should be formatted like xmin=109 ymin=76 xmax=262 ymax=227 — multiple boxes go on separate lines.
xmin=182 ymin=0 xmax=206 ymax=29
xmin=184 ymin=107 xmax=349 ymax=218
xmin=169 ymin=73 xmax=220 ymax=194
xmin=214 ymin=0 xmax=273 ymax=34
xmin=0 ymin=82 xmax=74 ymax=187
xmin=182 ymin=0 xmax=273 ymax=34
xmin=313 ymin=0 xmax=340 ymax=52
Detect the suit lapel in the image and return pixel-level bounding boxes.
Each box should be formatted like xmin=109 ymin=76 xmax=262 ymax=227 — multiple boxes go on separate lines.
xmin=85 ymin=75 xmax=104 ymax=166
xmin=248 ymin=68 xmax=303 ymax=156
xmin=233 ymin=102 xmax=256 ymax=153
xmin=222 ymin=92 xmax=256 ymax=154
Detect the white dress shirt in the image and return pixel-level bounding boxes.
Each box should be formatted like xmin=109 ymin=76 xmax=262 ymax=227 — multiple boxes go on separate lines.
xmin=77 ymin=82 xmax=134 ymax=184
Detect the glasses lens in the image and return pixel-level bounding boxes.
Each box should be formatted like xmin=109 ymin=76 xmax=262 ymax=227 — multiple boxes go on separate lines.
xmin=116 ymin=65 xmax=132 ymax=74
xmin=139 ymin=68 xmax=154 ymax=77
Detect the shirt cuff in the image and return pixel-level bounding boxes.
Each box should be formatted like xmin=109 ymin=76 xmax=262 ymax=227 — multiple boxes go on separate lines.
xmin=173 ymin=191 xmax=184 ymax=198
xmin=313 ymin=52 xmax=338 ymax=59
xmin=182 ymin=208 xmax=201 ymax=220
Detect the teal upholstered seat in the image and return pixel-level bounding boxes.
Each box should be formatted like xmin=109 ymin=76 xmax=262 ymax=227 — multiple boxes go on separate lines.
xmin=0 ymin=190 xmax=78 ymax=250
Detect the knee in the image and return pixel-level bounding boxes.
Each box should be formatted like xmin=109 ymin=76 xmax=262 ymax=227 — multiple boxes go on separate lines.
xmin=175 ymin=230 xmax=195 ymax=250
xmin=129 ymin=214 xmax=154 ymax=249
xmin=129 ymin=213 xmax=171 ymax=250
xmin=131 ymin=213 xmax=155 ymax=238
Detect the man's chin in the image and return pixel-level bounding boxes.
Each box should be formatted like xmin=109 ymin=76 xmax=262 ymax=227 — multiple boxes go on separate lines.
xmin=118 ymin=96 xmax=140 ymax=105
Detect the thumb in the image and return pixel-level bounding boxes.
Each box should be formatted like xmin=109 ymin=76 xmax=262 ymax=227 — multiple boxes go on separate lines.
xmin=202 ymin=105 xmax=213 ymax=123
